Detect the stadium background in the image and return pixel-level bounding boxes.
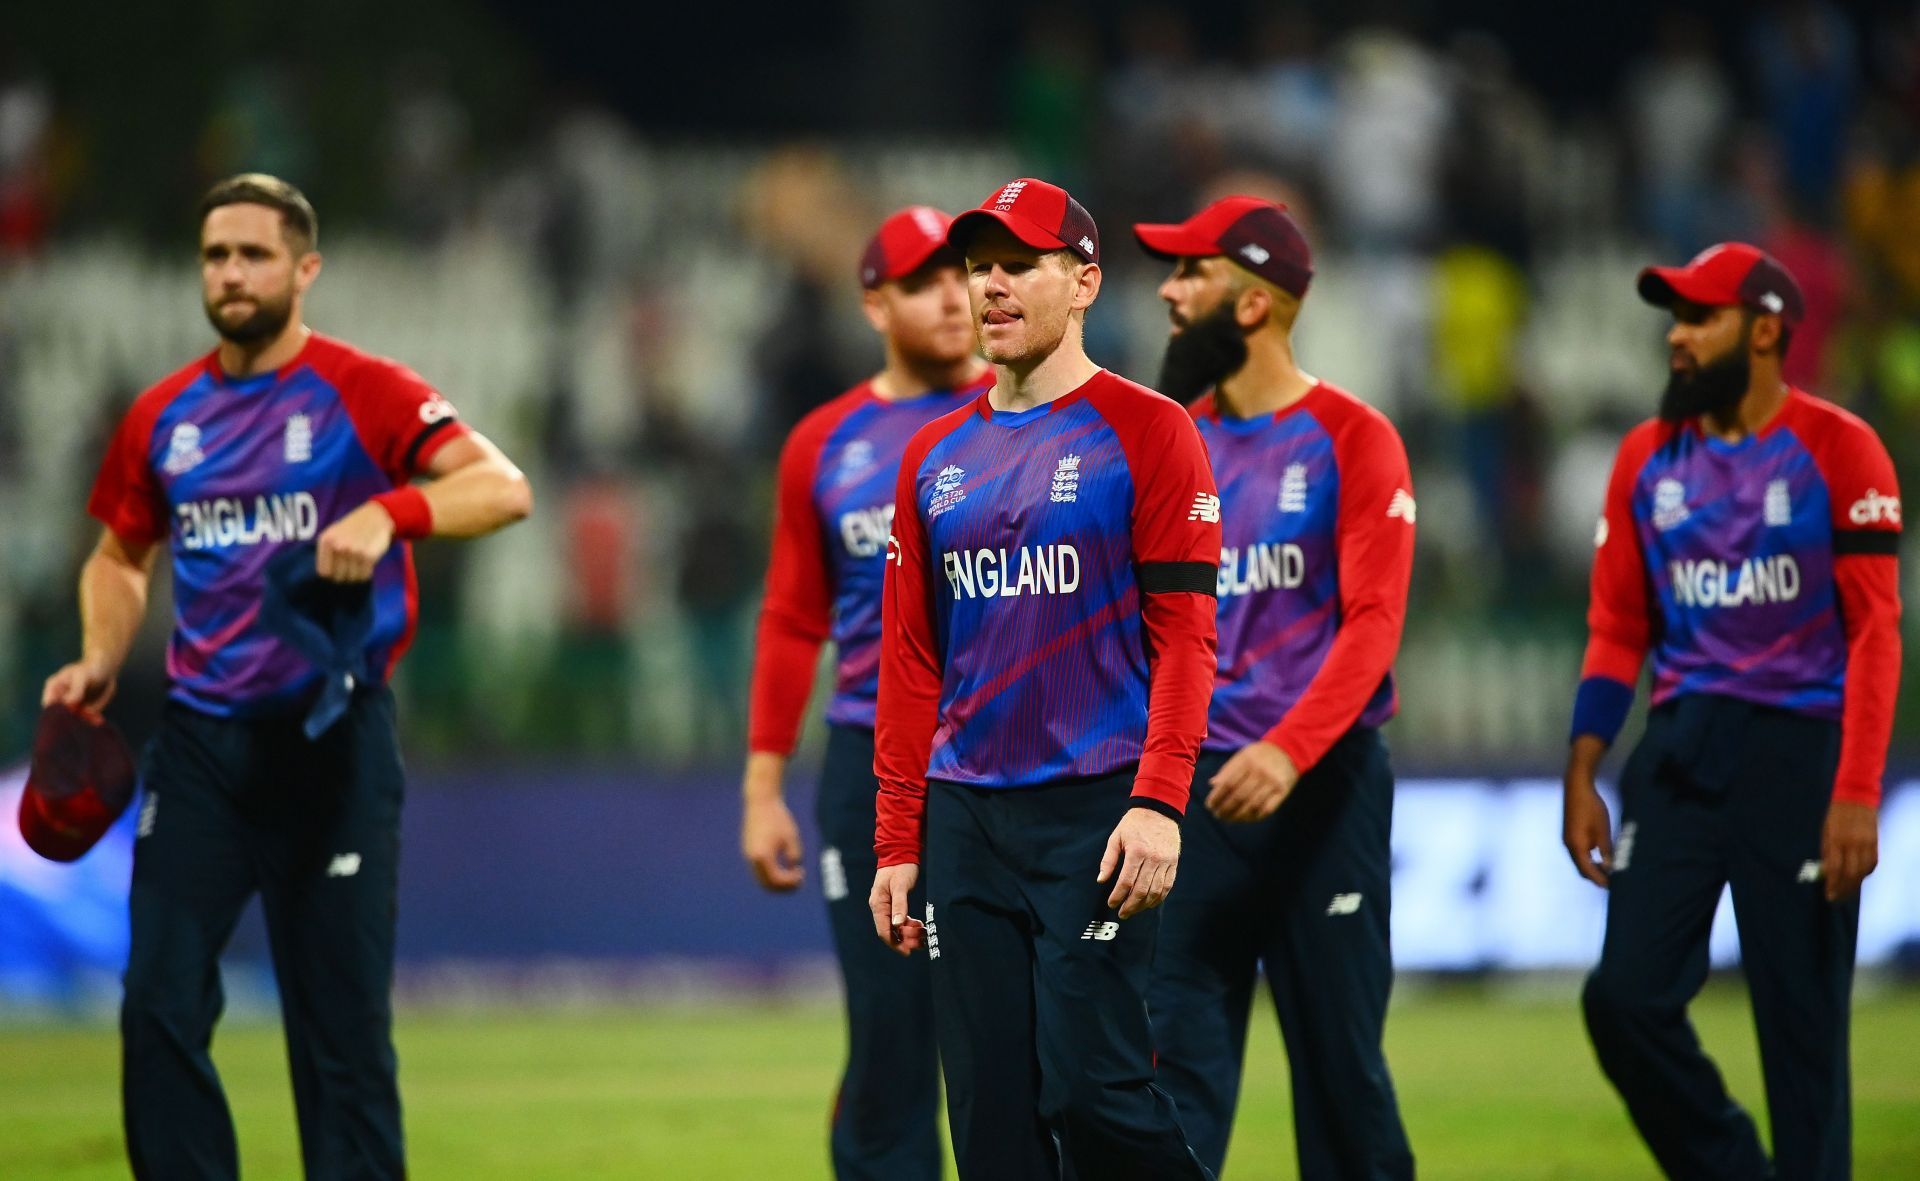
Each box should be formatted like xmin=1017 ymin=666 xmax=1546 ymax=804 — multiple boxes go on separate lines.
xmin=3 ymin=2 xmax=1919 ymax=1176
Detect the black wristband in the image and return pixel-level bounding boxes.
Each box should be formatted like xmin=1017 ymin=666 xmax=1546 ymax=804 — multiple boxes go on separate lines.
xmin=1128 ymin=796 xmax=1185 ymax=825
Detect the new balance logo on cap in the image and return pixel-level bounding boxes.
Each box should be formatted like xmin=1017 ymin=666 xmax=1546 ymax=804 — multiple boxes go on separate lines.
xmin=1082 ymin=921 xmax=1119 ymax=941
xmin=1078 ymin=236 xmax=1095 ymax=255
xmin=1189 ymin=492 xmax=1221 ymax=523
xmin=1387 ymin=489 xmax=1417 ymax=523
xmin=1240 ymin=243 xmax=1271 ymax=264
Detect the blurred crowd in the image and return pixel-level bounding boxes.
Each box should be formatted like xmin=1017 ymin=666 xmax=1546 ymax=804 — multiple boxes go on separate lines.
xmin=3 ymin=2 xmax=1920 ymax=767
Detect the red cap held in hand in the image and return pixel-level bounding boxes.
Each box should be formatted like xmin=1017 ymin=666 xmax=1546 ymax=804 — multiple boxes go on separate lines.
xmin=18 ymin=704 xmax=137 ymax=862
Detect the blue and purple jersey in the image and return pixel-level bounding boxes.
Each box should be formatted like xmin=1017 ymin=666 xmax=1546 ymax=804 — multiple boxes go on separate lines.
xmin=88 ymin=333 xmax=468 ymax=718
xmin=1579 ymin=389 xmax=1902 ymax=804
xmin=748 ymin=377 xmax=987 ymax=752
xmin=874 ymin=370 xmax=1221 ymax=866
xmin=1192 ymin=382 xmax=1415 ymax=766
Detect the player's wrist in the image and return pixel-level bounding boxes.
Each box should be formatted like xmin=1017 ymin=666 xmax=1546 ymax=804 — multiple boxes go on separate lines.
xmin=371 ymin=485 xmax=433 ymax=540
xmin=1128 ymin=797 xmax=1184 ymax=825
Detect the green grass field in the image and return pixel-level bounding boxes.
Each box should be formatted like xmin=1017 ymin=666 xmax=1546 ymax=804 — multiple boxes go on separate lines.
xmin=4 ymin=983 xmax=1918 ymax=1179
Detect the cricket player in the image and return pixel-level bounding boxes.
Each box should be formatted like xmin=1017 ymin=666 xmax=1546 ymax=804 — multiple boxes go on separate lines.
xmin=741 ymin=205 xmax=990 ymax=1181
xmin=1565 ymin=243 xmax=1900 ymax=1180
xmin=1133 ymin=196 xmax=1417 ymax=1179
xmin=868 ymin=178 xmax=1221 ymax=1181
xmin=43 ymin=174 xmax=532 ymax=1179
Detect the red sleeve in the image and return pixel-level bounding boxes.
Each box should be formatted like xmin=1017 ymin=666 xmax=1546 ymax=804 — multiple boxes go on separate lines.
xmin=86 ymin=391 xmax=174 ymax=547
xmin=746 ymin=408 xmax=840 ymax=755
xmin=337 ymin=355 xmax=471 ymax=484
xmin=1806 ymin=412 xmax=1903 ymax=807
xmin=1094 ymin=381 xmax=1221 ymax=817
xmin=1267 ymin=405 xmax=1415 ymax=771
xmin=874 ymin=426 xmax=947 ymax=867
xmin=1581 ymin=423 xmax=1664 ymax=687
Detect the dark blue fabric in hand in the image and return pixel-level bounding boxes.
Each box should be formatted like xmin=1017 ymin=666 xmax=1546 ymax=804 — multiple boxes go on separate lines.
xmin=261 ymin=542 xmax=375 ymax=740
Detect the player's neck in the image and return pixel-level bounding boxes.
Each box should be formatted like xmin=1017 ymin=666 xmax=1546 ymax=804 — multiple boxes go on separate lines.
xmin=1702 ymin=373 xmax=1790 ymax=442
xmin=989 ymin=337 xmax=1099 ymax=413
xmin=1214 ymin=336 xmax=1315 ymax=419
xmin=872 ymin=352 xmax=989 ymax=402
xmin=217 ymin=322 xmax=312 ymax=379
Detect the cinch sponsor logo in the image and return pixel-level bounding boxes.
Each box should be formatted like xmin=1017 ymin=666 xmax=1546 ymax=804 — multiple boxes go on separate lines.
xmin=1669 ymin=555 xmax=1801 ymax=608
xmin=942 ymin=544 xmax=1081 ymax=599
xmin=1850 ymin=489 xmax=1901 ymax=527
xmin=1218 ymin=542 xmax=1305 ymax=596
xmin=839 ymin=504 xmax=894 ymax=558
xmin=176 ymin=492 xmax=320 ymax=551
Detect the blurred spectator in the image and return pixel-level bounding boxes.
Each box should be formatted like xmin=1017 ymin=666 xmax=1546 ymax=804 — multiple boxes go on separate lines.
xmin=1624 ymin=12 xmax=1734 ymax=255
xmin=1442 ymin=31 xmax=1548 ymax=263
xmin=1325 ymin=24 xmax=1451 ymax=252
xmin=1747 ymin=1 xmax=1860 ymax=219
xmin=0 ymin=69 xmax=54 ymax=257
xmin=384 ymin=56 xmax=472 ymax=245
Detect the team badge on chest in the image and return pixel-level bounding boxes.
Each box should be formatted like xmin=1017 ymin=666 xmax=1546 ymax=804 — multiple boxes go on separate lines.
xmin=284 ymin=414 xmax=313 ymax=463
xmin=1050 ymin=454 xmax=1081 ymax=503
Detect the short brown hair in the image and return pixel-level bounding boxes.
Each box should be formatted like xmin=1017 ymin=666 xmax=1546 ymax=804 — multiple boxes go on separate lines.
xmin=197 ymin=174 xmax=318 ymax=253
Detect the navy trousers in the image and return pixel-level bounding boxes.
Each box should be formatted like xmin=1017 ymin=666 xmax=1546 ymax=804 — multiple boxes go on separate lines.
xmin=1584 ymin=695 xmax=1857 ymax=1181
xmin=923 ymin=769 xmax=1214 ymax=1181
xmin=121 ymin=689 xmax=406 ymax=1181
xmin=1149 ymin=728 xmax=1414 ymax=1179
xmin=814 ymin=724 xmax=942 ymax=1181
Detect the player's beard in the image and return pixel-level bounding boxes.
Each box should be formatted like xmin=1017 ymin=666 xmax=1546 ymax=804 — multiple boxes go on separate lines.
xmin=1659 ymin=345 xmax=1750 ymax=422
xmin=1158 ymin=300 xmax=1249 ymax=403
xmin=205 ymin=287 xmax=295 ymax=345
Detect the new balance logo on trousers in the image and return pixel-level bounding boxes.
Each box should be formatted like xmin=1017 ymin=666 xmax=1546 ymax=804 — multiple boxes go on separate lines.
xmin=1082 ymin=921 xmax=1119 ymax=941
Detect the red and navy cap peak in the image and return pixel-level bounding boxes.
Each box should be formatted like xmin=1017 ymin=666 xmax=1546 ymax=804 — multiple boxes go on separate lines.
xmin=1637 ymin=242 xmax=1804 ymax=326
xmin=948 ymin=178 xmax=1099 ymax=265
xmin=1133 ymin=195 xmax=1313 ymax=297
xmin=859 ymin=206 xmax=957 ymax=289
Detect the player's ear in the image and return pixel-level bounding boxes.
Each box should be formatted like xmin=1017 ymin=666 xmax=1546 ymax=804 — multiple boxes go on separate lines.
xmin=861 ymin=286 xmax=889 ymax=334
xmin=1072 ymin=262 xmax=1101 ymax=312
xmin=1234 ymin=285 xmax=1271 ymax=332
xmin=294 ymin=250 xmax=323 ymax=293
xmin=1749 ymin=312 xmax=1783 ymax=357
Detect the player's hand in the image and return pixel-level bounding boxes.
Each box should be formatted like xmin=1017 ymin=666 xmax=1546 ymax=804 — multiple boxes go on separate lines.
xmin=41 ymin=656 xmax=118 ymax=714
xmin=1562 ymin=775 xmax=1614 ymax=888
xmin=1206 ymin=741 xmax=1300 ymax=823
xmin=1098 ymin=806 xmax=1181 ymax=919
xmin=1820 ymin=800 xmax=1878 ymax=902
xmin=316 ymin=501 xmax=397 ymax=582
xmin=741 ymin=796 xmax=805 ymax=892
xmin=869 ymin=863 xmax=924 ymax=955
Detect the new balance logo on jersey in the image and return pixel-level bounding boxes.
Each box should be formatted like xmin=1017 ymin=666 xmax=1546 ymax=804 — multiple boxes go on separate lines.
xmin=1669 ymin=555 xmax=1801 ymax=608
xmin=1082 ymin=921 xmax=1119 ymax=941
xmin=284 ymin=414 xmax=313 ymax=463
xmin=1219 ymin=542 xmax=1305 ymax=596
xmin=930 ymin=465 xmax=966 ymax=518
xmin=1849 ymin=489 xmax=1902 ymax=527
xmin=163 ymin=422 xmax=206 ymax=475
xmin=838 ymin=504 xmax=894 ymax=558
xmin=1594 ymin=516 xmax=1610 ymax=548
xmin=1279 ymin=463 xmax=1308 ymax=513
xmin=1189 ymin=492 xmax=1221 ymax=523
xmin=326 ymin=853 xmax=362 ymax=878
xmin=1387 ymin=489 xmax=1417 ymax=523
xmin=1326 ymin=893 xmax=1363 ymax=916
xmin=1050 ymin=453 xmax=1082 ymax=503
xmin=176 ymin=492 xmax=320 ymax=551
xmin=1765 ymin=479 xmax=1792 ymax=526
xmin=943 ymin=545 xmax=1081 ymax=599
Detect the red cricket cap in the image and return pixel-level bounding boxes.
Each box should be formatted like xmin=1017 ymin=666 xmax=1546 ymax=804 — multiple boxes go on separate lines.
xmin=1637 ymin=242 xmax=1804 ymax=326
xmin=17 ymin=703 xmax=137 ymax=862
xmin=948 ymin=178 xmax=1099 ymax=265
xmin=859 ymin=206 xmax=958 ymax=289
xmin=1134 ymin=196 xmax=1314 ymax=297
